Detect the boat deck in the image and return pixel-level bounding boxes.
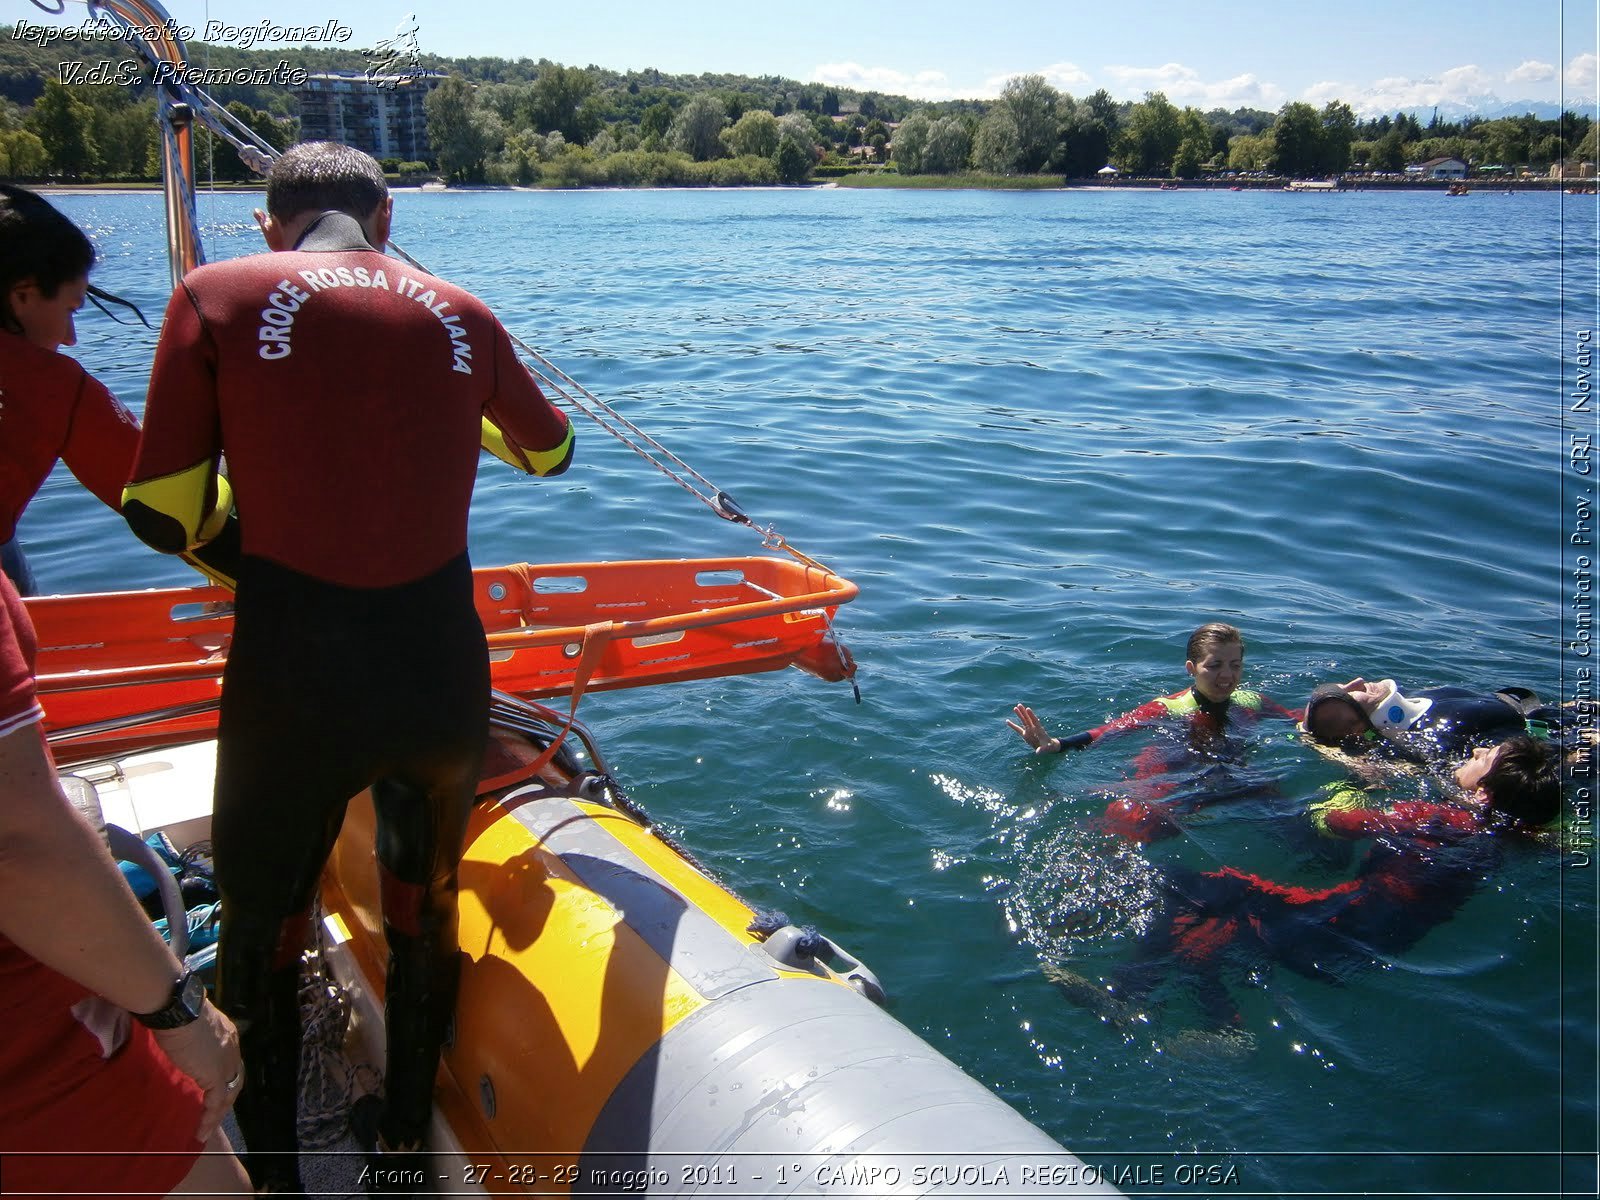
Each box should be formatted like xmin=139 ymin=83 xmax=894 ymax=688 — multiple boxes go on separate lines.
xmin=65 ymin=740 xmax=479 ymax=1196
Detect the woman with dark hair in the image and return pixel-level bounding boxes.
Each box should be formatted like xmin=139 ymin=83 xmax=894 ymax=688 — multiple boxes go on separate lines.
xmin=0 ymin=184 xmax=235 ymax=594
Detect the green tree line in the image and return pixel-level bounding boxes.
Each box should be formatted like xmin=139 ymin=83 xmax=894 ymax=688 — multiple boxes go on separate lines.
xmin=423 ymin=73 xmax=858 ymax=185
xmin=1 ymin=79 xmax=293 ymax=181
xmin=0 ymin=22 xmax=1592 ymax=185
xmin=897 ymin=77 xmax=1592 ymax=179
xmin=0 ymin=22 xmax=906 ymax=184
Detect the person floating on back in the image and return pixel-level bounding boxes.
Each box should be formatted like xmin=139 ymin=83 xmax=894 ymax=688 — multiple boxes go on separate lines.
xmin=1301 ymin=677 xmax=1577 ymax=767
xmin=1048 ymin=735 xmax=1562 ymax=1042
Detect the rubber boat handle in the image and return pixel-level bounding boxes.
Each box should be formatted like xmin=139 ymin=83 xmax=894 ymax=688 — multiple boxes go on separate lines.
xmin=759 ymin=924 xmax=887 ymax=1006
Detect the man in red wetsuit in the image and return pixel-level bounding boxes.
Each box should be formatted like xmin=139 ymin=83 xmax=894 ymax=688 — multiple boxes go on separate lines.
xmin=0 ymin=569 xmax=250 ymax=1195
xmin=125 ymin=141 xmax=575 ymax=1192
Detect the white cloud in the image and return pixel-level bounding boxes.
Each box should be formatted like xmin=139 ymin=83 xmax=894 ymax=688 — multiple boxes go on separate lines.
xmin=970 ymin=62 xmax=1093 ymax=101
xmin=813 ymin=59 xmax=1094 ymax=103
xmin=1035 ymin=61 xmax=1093 ymax=91
xmin=1345 ymin=64 xmax=1504 ymax=115
xmin=811 ymin=61 xmax=966 ymax=101
xmin=1507 ymin=60 xmax=1556 ymax=85
xmin=1101 ymin=61 xmax=1201 ymax=95
xmin=1261 ymin=61 xmax=1580 ymax=117
xmin=973 ymin=74 xmax=1010 ymax=100
xmin=1098 ymin=62 xmax=1284 ymax=109
xmin=1568 ymin=52 xmax=1598 ymax=95
xmin=812 ymin=54 xmax=1585 ymax=114
xmin=1303 ymin=80 xmax=1352 ymax=106
xmin=1439 ymin=64 xmax=1495 ymax=94
xmin=1195 ymin=73 xmax=1288 ymax=110
xmin=814 ymin=58 xmax=1095 ymax=103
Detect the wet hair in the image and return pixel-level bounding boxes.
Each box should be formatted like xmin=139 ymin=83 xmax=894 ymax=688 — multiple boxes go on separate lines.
xmin=266 ymin=141 xmax=389 ymax=222
xmin=0 ymin=184 xmax=95 ymax=335
xmin=1187 ymin=622 xmax=1243 ymax=662
xmin=1303 ymin=683 xmax=1377 ymax=747
xmin=1480 ymin=735 xmax=1561 ymax=827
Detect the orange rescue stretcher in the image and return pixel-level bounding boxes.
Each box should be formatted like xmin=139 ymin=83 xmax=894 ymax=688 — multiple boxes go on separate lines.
xmin=28 ymin=556 xmax=857 ymax=766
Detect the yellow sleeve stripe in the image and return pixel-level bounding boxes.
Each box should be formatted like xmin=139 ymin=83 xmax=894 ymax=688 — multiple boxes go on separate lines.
xmin=122 ymin=463 xmax=230 ymax=552
xmin=198 ymin=474 xmax=233 ymax=542
xmin=482 ymin=417 xmax=574 ymax=477
xmin=1307 ymin=786 xmax=1367 ymax=837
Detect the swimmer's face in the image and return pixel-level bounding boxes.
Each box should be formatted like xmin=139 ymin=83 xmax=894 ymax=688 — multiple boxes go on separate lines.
xmin=1309 ymin=701 xmax=1368 ymax=745
xmin=9 ymin=273 xmax=87 ymax=350
xmin=1186 ymin=641 xmax=1242 ymax=704
xmin=1454 ymin=743 xmax=1502 ymax=793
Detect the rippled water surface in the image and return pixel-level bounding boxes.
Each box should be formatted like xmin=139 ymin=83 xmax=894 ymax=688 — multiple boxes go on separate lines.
xmin=26 ymin=186 xmax=1598 ymax=1197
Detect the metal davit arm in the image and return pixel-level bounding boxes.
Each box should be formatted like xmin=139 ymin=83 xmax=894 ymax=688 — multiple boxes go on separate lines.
xmin=84 ymin=0 xmax=846 ymax=575
xmin=77 ymin=0 xmax=857 ymax=678
xmin=84 ymin=0 xmax=280 ymax=284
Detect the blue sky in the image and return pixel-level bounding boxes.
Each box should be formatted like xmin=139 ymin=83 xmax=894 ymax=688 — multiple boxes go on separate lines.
xmin=19 ymin=0 xmax=1600 ymax=114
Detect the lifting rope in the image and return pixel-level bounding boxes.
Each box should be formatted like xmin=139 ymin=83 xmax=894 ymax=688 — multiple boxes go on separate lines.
xmin=79 ymin=0 xmax=847 ymax=586
xmin=72 ymin=0 xmax=861 ymax=753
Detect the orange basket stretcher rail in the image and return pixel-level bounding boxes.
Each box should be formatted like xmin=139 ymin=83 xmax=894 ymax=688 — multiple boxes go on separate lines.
xmin=28 ymin=556 xmax=858 ymax=765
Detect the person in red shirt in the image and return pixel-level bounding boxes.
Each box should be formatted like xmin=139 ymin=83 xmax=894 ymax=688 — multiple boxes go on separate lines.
xmin=125 ymin=142 xmax=574 ymax=1193
xmin=0 ymin=570 xmax=250 ymax=1195
xmin=0 ymin=184 xmax=236 ymax=595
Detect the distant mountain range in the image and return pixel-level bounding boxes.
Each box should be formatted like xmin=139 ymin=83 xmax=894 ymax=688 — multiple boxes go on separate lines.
xmin=1387 ymin=98 xmax=1598 ymax=122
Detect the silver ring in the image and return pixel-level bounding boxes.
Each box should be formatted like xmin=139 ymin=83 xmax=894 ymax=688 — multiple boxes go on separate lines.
xmin=225 ymin=1072 xmax=241 ymax=1091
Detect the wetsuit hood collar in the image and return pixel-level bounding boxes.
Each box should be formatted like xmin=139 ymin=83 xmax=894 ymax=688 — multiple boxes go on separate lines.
xmin=292 ymin=210 xmax=382 ymax=253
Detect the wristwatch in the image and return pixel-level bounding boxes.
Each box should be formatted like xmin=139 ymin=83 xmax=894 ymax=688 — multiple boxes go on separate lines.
xmin=133 ymin=969 xmax=207 ymax=1029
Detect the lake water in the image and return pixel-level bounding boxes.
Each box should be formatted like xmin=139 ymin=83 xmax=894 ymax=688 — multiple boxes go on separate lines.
xmin=24 ymin=185 xmax=1599 ymax=1197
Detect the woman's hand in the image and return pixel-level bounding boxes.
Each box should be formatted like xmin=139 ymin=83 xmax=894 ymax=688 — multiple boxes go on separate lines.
xmin=153 ymin=1000 xmax=243 ymax=1143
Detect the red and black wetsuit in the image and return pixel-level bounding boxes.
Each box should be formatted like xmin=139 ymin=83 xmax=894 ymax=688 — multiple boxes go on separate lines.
xmin=124 ymin=214 xmax=573 ymax=583
xmin=1058 ymin=686 xmax=1299 ymax=752
xmin=1070 ymin=687 xmax=1299 ymax=842
xmin=125 ymin=212 xmax=574 ymax=1189
xmin=1253 ymin=802 xmax=1491 ymax=978
xmin=1107 ymin=801 xmax=1495 ymax=1027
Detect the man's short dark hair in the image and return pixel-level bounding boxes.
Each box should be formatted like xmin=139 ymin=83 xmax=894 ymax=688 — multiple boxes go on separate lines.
xmin=266 ymin=141 xmax=389 ymax=222
xmin=1482 ymin=735 xmax=1561 ymax=827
